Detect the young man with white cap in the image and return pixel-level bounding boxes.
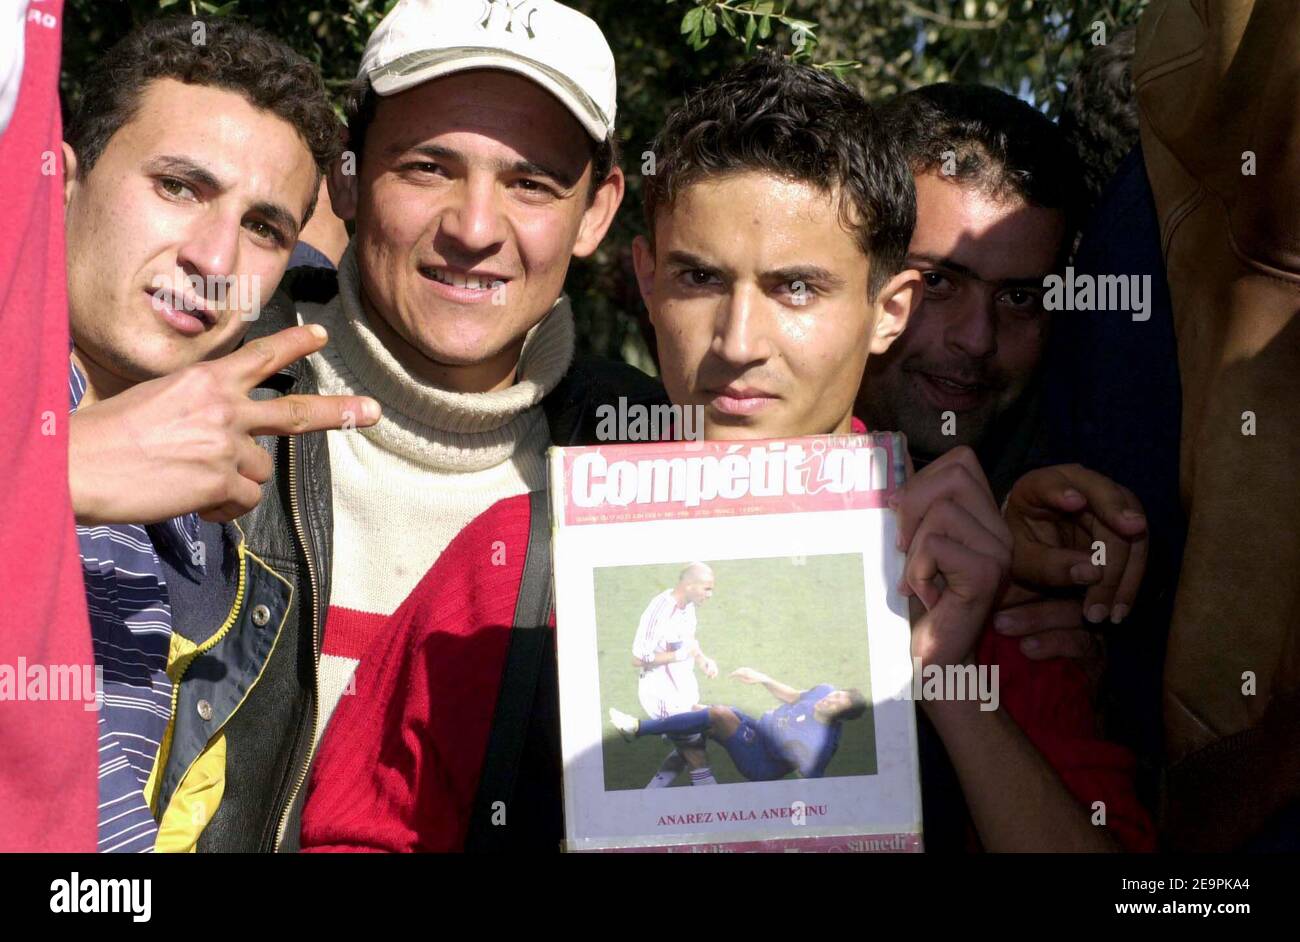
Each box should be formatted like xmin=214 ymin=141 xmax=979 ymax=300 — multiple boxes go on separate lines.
xmin=242 ymin=0 xmax=660 ymax=847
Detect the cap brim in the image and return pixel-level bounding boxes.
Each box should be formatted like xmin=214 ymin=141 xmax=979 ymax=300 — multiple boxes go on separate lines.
xmin=368 ymin=48 xmax=610 ymax=141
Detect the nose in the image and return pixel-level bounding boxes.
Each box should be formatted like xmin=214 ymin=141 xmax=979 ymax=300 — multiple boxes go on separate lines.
xmin=176 ymin=207 xmax=240 ymax=288
xmin=943 ymin=290 xmax=997 ymax=361
xmin=438 ymin=172 xmax=507 ymax=255
xmin=712 ymin=282 xmax=771 ymax=368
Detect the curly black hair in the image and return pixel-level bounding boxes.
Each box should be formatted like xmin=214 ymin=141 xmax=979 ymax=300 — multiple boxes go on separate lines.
xmin=641 ymin=53 xmax=915 ymax=299
xmin=881 ymin=82 xmax=1085 ymax=248
xmin=66 ymin=16 xmax=340 ymax=221
xmin=1059 ymin=27 xmax=1140 ymax=209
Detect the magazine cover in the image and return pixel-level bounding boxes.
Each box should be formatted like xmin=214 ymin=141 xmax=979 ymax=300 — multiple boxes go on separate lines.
xmin=549 ymin=433 xmax=922 ymax=852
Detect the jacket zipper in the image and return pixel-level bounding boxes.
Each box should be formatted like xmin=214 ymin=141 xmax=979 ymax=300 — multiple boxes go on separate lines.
xmin=150 ymin=549 xmax=248 ymax=817
xmin=274 ymin=431 xmax=322 ymax=850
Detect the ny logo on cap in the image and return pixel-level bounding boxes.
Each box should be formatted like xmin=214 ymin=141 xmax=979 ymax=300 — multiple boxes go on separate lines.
xmin=479 ymin=0 xmax=539 ymax=39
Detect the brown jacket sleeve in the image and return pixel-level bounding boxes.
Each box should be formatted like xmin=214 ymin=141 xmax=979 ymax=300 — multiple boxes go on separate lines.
xmin=1134 ymin=0 xmax=1300 ymax=850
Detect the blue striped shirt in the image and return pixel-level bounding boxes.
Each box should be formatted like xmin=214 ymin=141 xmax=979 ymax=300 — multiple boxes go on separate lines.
xmin=70 ymin=362 xmax=206 ymax=853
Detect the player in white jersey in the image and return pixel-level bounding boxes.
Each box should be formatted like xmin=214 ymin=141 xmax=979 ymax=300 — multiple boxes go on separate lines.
xmin=630 ymin=562 xmax=719 ymax=786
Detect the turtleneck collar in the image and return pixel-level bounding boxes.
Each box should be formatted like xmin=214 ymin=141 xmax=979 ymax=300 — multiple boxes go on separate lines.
xmin=304 ymin=245 xmax=576 ymax=472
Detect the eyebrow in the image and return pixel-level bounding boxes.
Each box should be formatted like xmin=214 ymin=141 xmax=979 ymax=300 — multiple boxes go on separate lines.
xmin=391 ymin=142 xmax=580 ymax=190
xmin=144 ymin=155 xmax=225 ymax=193
xmin=665 ymin=250 xmax=723 ymax=273
xmin=143 ymin=154 xmax=302 ymax=239
xmin=248 ymin=200 xmax=303 ymax=241
xmin=906 ymin=252 xmax=1046 ymax=289
xmin=665 ymin=251 xmax=846 ymax=288
xmin=767 ymin=265 xmax=846 ymax=289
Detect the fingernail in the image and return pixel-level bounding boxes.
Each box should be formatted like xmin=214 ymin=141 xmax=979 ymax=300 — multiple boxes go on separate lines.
xmin=896 ymin=530 xmax=904 ymax=551
xmin=307 ymin=324 xmax=327 ymax=341
xmin=1086 ymin=604 xmax=1108 ymax=624
xmin=1020 ymin=637 xmax=1039 ymax=653
xmin=887 ymin=494 xmax=900 ymax=509
xmin=994 ymin=613 xmax=1015 ymax=633
xmin=1110 ymin=604 xmax=1129 ymax=624
xmin=1122 ymin=509 xmax=1144 ymax=521
xmin=1071 ymin=563 xmax=1098 ymax=585
xmin=360 ymin=398 xmax=381 ymax=422
xmin=1062 ymin=489 xmax=1082 ymax=502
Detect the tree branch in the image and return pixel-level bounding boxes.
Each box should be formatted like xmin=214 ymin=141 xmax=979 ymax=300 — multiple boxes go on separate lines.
xmin=899 ymin=0 xmax=1009 ymax=31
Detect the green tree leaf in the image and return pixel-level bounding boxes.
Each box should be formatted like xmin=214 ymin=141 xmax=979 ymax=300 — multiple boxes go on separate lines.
xmin=719 ymin=7 xmax=737 ymax=37
xmin=680 ymin=6 xmax=703 ymax=36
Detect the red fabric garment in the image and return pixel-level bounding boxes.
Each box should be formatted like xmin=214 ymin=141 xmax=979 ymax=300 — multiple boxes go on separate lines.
xmin=304 ymin=489 xmax=1154 ymax=852
xmin=0 ymin=0 xmax=98 ymax=851
xmin=301 ymin=494 xmax=534 ymax=852
xmin=975 ymin=629 xmax=1157 ymax=851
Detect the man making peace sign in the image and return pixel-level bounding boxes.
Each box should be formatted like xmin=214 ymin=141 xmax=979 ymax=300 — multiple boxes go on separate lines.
xmin=60 ymin=17 xmax=375 ymax=853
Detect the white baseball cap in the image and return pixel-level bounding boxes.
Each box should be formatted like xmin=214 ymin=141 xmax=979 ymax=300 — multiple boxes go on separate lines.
xmin=358 ymin=0 xmax=616 ymax=141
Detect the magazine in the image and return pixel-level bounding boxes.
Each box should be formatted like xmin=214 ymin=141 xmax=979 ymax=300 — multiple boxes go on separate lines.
xmin=548 ymin=433 xmax=922 ymax=852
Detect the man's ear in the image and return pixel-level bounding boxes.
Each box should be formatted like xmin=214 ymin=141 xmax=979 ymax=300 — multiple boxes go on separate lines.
xmin=573 ymin=164 xmax=625 ymax=258
xmin=869 ymin=267 xmax=923 ymax=355
xmin=631 ymin=233 xmax=657 ymax=314
xmin=327 ymin=147 xmax=359 ymax=222
xmin=62 ymin=141 xmax=78 ymax=208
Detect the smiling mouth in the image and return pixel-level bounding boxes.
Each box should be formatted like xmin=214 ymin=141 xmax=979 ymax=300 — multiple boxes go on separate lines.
xmin=922 ymin=373 xmax=985 ymax=395
xmin=420 ymin=266 xmax=508 ymax=290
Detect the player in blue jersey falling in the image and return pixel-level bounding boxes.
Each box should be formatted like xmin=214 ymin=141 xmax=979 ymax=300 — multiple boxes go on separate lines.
xmin=610 ymin=667 xmax=868 ymax=781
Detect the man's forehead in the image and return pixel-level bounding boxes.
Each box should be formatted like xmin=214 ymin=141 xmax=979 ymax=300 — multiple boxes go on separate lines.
xmin=658 ymin=174 xmax=864 ymax=266
xmin=912 ymin=173 xmax=1064 ymax=280
xmin=114 ymin=79 xmax=316 ymax=214
xmin=375 ymin=71 xmax=589 ymax=165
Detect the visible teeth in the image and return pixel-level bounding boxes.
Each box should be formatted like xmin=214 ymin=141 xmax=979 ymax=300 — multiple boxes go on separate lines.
xmin=431 ymin=268 xmax=493 ymax=290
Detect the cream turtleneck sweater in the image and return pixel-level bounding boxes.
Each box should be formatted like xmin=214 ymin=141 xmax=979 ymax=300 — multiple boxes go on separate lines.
xmin=298 ymin=247 xmax=574 ymax=728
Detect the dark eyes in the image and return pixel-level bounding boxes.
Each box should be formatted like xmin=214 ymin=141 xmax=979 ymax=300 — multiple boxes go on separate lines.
xmin=157 ymin=176 xmax=286 ymax=247
xmin=998 ymin=288 xmax=1040 ymax=309
xmin=245 ymin=220 xmax=287 ymax=247
xmin=675 ymin=271 xmax=820 ymax=303
xmin=921 ymin=270 xmax=1042 ymax=315
xmin=400 ymin=162 xmax=559 ymax=198
xmin=921 ymin=271 xmax=954 ymax=293
xmin=402 ymin=161 xmax=443 ymax=176
xmin=778 ymin=280 xmax=818 ymax=300
xmin=513 ymin=178 xmax=557 ymax=195
xmin=675 ymin=269 xmax=720 ymax=290
xmin=157 ymin=176 xmax=197 ymax=201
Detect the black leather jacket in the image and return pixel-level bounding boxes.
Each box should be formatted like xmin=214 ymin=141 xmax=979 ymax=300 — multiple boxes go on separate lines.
xmin=181 ymin=267 xmax=665 ymax=851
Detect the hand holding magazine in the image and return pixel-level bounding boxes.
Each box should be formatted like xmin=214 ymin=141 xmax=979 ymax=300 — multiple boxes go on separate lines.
xmin=549 ymin=432 xmax=923 ymax=852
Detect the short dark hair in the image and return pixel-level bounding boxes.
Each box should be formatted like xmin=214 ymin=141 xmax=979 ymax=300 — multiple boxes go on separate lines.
xmin=1059 ymin=28 xmax=1139 ymax=208
xmin=343 ymin=76 xmax=618 ymax=203
xmin=837 ymin=688 xmax=869 ymax=722
xmin=66 ymin=16 xmax=340 ymax=221
xmin=881 ymin=83 xmax=1084 ymax=248
xmin=641 ymin=53 xmax=915 ymax=299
